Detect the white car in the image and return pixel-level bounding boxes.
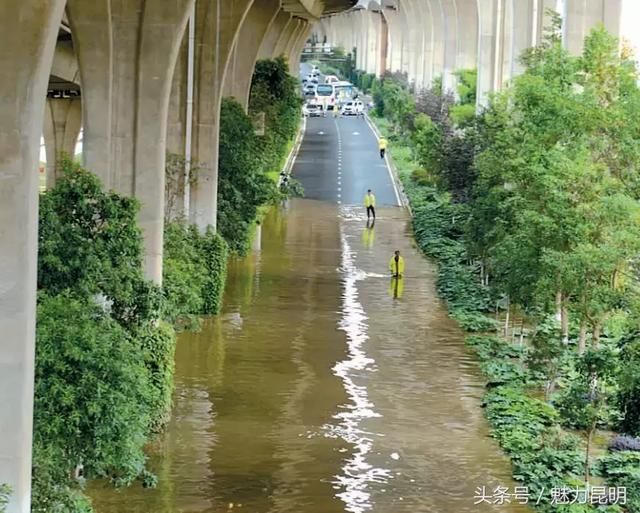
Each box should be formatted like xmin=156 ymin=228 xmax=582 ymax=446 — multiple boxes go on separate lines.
xmin=341 ymin=100 xmax=364 ymax=116
xmin=303 ymin=102 xmax=323 ymax=117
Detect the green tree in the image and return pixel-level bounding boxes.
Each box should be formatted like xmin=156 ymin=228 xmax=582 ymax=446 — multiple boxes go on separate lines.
xmin=218 ymin=98 xmax=277 ymax=253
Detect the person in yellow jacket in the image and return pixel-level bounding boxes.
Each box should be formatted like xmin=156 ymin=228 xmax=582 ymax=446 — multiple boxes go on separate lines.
xmin=364 ymin=189 xmax=376 ymax=220
xmin=389 ymin=250 xmax=405 ymax=277
xmin=378 ymin=137 xmax=388 ymax=159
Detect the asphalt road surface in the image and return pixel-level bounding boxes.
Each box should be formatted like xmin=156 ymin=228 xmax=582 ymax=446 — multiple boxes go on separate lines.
xmin=296 ymin=62 xmax=399 ymax=207
xmin=293 ymin=115 xmax=400 ymax=207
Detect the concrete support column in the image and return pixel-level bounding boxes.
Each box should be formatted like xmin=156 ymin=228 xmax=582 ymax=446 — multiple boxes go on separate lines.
xmin=441 ymin=0 xmax=459 ymax=92
xmin=476 ymin=0 xmax=504 ymax=108
xmin=378 ymin=10 xmax=389 ymax=75
xmin=564 ymin=0 xmax=621 ymax=55
xmin=424 ymin=0 xmax=445 ymax=87
xmin=289 ymin=22 xmax=311 ymax=74
xmin=0 ymin=4 xmax=66 ymax=513
xmin=68 ymin=0 xmax=194 ymax=282
xmin=259 ymin=10 xmax=292 ymax=59
xmin=398 ymin=1 xmax=412 ymax=72
xmin=66 ymin=0 xmax=113 ymax=185
xmin=167 ymin=35 xmax=188 ymax=156
xmin=189 ymin=0 xmax=254 ymax=231
xmin=273 ymin=15 xmax=297 ymax=58
xmin=403 ymin=0 xmax=421 ymax=86
xmin=384 ymin=6 xmax=405 ymax=73
xmin=455 ymin=0 xmax=479 ymax=69
xmin=43 ymin=96 xmax=82 ymax=187
xmin=222 ymin=0 xmax=281 ymax=109
xmin=283 ymin=19 xmax=305 ymax=68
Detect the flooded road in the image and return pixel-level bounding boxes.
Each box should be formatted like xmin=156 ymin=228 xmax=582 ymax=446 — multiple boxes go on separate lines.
xmin=91 ymin=200 xmax=529 ymax=513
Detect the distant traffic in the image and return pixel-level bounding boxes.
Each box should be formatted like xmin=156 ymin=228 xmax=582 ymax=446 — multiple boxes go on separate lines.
xmin=300 ymin=63 xmax=367 ymax=118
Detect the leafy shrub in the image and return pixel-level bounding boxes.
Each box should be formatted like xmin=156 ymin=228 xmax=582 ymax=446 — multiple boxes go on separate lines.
xmin=38 ymin=160 xmax=164 ymax=329
xmin=0 ymin=484 xmax=10 ymax=513
xmin=136 ymin=321 xmax=176 ymax=433
xmin=163 ymin=221 xmax=228 ymax=323
xmin=36 ymin=164 xmax=178 ymax=511
xmin=451 ymin=310 xmax=498 ymax=332
xmin=218 ymin=98 xmax=278 ymax=254
xmin=449 ymin=103 xmax=476 ymax=127
xmin=410 ymin=168 xmax=433 ymax=187
xmin=617 ymin=336 xmax=640 ymax=435
xmin=597 ymin=452 xmax=640 ymax=513
xmin=608 ymin=435 xmax=640 ymax=453
xmin=481 ymin=360 xmax=528 ymax=387
xmin=466 ymin=335 xmax=526 ymax=361
xmin=33 ymin=293 xmax=151 ymax=510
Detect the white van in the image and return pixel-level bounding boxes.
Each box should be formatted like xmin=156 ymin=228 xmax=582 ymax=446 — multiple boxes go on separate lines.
xmin=324 ymin=75 xmax=339 ymax=85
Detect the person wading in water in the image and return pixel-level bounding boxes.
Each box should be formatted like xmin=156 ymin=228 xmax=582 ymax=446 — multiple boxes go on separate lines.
xmin=364 ymin=189 xmax=376 ymax=221
xmin=389 ymin=250 xmax=405 ymax=278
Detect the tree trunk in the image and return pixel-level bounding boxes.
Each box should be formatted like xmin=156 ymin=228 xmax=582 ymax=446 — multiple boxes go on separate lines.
xmin=578 ymin=320 xmax=587 ymax=354
xmin=592 ymin=322 xmax=601 ymax=347
xmin=585 ymin=419 xmax=597 ymax=484
xmin=555 ymin=290 xmax=562 ymax=322
xmin=504 ymin=297 xmax=510 ymax=339
xmin=561 ymin=295 xmax=569 ymax=344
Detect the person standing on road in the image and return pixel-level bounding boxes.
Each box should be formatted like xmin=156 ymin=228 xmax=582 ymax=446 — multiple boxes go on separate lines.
xmin=364 ymin=189 xmax=376 ymax=220
xmin=378 ymin=137 xmax=388 ymax=159
xmin=389 ymin=250 xmax=405 ymax=278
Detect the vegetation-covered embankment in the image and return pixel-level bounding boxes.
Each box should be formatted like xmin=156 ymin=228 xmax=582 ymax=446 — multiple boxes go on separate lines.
xmin=370 ymin=18 xmax=640 ymax=512
xmin=31 ymin=56 xmax=302 ymax=512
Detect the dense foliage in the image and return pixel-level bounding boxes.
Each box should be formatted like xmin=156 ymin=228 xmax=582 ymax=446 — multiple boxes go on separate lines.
xmin=35 ymin=161 xmax=176 ymax=511
xmin=217 ymin=98 xmax=278 ymax=253
xmin=0 ymin=484 xmax=10 ymax=513
xmin=216 ymin=58 xmax=302 ymax=253
xmin=249 ymin=57 xmax=302 ymax=177
xmin=163 ymin=221 xmax=228 ymax=326
xmin=369 ymin=16 xmax=640 ymax=511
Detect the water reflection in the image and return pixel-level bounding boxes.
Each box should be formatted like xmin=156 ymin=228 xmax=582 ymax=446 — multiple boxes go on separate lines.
xmin=325 ymin=219 xmax=390 ymax=513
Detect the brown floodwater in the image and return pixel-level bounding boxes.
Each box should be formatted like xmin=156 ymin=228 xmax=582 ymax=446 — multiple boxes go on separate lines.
xmin=90 ymin=199 xmax=530 ymax=513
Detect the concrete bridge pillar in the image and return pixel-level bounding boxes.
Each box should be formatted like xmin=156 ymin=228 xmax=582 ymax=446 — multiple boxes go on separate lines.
xmin=401 ymin=0 xmax=419 ymax=84
xmin=455 ymin=0 xmax=479 ymax=70
xmin=476 ymin=0 xmax=504 ymax=108
xmin=441 ymin=0 xmax=459 ymax=92
xmin=189 ymin=0 xmax=253 ymax=232
xmin=68 ymin=0 xmax=194 ymax=283
xmin=425 ymin=0 xmax=446 ymax=88
xmin=273 ymin=14 xmax=298 ymax=58
xmin=289 ymin=23 xmax=312 ymax=74
xmin=564 ymin=0 xmax=621 ymax=55
xmin=0 ymin=5 xmax=66 ymax=513
xmin=223 ymin=0 xmax=281 ymax=109
xmin=259 ymin=10 xmax=292 ymax=59
xmin=384 ymin=6 xmax=406 ymax=73
xmin=42 ymin=96 xmax=82 ymax=187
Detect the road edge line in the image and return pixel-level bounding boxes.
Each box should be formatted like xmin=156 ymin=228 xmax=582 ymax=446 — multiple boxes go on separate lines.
xmin=364 ymin=113 xmax=407 ymax=210
xmin=279 ymin=115 xmax=306 ymax=185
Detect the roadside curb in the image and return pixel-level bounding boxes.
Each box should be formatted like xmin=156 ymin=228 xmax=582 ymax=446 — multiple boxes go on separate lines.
xmin=364 ymin=113 xmax=411 ymax=215
xmin=279 ymin=115 xmax=306 ymax=186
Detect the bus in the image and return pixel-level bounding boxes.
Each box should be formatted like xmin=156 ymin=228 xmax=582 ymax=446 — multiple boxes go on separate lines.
xmin=333 ymin=81 xmax=357 ymax=107
xmin=315 ymin=83 xmax=336 ymax=111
